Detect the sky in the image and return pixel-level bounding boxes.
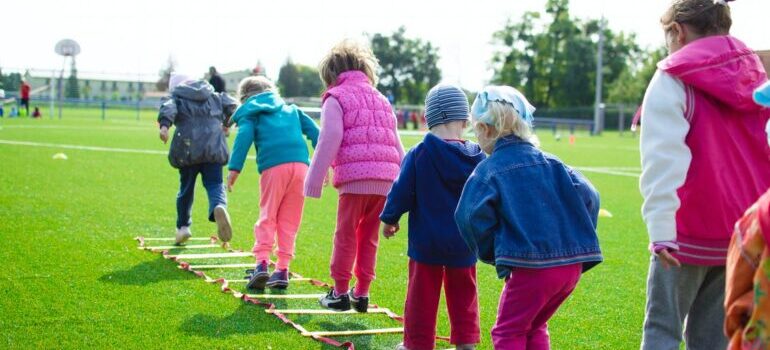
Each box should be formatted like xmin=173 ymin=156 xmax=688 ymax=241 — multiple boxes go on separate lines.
xmin=2 ymin=0 xmax=768 ymax=91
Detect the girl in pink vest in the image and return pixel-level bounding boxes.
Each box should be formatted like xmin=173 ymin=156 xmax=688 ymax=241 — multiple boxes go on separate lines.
xmin=305 ymin=39 xmax=404 ymax=312
xmin=639 ymin=1 xmax=770 ymax=349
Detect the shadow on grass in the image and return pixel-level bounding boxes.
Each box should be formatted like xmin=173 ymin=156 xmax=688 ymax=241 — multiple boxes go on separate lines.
xmin=178 ymin=303 xmax=289 ymax=338
xmin=98 ymin=256 xmax=195 ymax=286
xmin=314 ymin=321 xmax=375 ymax=350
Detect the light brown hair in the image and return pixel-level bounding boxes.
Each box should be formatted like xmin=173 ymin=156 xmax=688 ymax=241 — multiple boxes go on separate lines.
xmin=318 ymin=39 xmax=380 ymax=87
xmin=237 ymin=76 xmax=276 ymax=103
xmin=661 ymin=0 xmax=733 ymax=36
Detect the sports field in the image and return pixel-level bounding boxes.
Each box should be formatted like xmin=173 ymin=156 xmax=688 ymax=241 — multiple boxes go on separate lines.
xmin=0 ymin=108 xmax=646 ymax=349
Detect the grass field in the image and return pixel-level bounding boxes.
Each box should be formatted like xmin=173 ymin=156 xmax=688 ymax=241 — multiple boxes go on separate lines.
xmin=0 ymin=108 xmax=647 ymax=349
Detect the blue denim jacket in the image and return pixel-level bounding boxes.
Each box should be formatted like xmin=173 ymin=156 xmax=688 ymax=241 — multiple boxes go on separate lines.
xmin=455 ymin=135 xmax=602 ymax=278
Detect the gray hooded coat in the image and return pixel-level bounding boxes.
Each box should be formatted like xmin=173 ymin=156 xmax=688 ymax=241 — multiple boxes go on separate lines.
xmin=158 ymin=80 xmax=238 ymax=169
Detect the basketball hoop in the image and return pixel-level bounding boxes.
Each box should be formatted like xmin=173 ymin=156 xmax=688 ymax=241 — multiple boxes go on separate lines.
xmin=55 ymin=39 xmax=81 ymax=57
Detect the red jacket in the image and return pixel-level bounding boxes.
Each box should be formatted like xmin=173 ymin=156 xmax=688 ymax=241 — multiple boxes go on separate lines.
xmin=20 ymin=83 xmax=30 ymax=99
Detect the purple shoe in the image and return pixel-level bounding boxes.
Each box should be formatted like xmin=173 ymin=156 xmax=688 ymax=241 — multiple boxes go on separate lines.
xmin=246 ymin=261 xmax=269 ymax=290
xmin=266 ymin=269 xmax=289 ymax=290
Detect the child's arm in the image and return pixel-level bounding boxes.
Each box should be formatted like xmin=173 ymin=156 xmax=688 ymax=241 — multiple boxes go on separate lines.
xmin=298 ymin=108 xmax=320 ymax=148
xmin=226 ymin=117 xmax=255 ymax=191
xmin=157 ymin=97 xmax=176 ymax=143
xmin=569 ymin=168 xmax=600 ymax=228
xmin=639 ymin=70 xmax=689 ymax=264
xmin=304 ymin=97 xmax=344 ymax=198
xmin=380 ymin=149 xmax=417 ymax=237
xmin=455 ymin=174 xmax=499 ymax=264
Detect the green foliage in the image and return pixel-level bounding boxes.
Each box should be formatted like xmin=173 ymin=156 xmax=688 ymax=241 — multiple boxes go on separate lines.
xmin=65 ymin=59 xmax=80 ymax=99
xmin=607 ymin=46 xmax=667 ymax=105
xmin=278 ymin=59 xmax=324 ymax=98
xmin=371 ymin=26 xmax=442 ymax=104
xmin=491 ymin=0 xmax=642 ymax=108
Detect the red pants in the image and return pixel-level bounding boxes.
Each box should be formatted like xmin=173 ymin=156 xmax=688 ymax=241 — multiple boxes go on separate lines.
xmin=330 ymin=194 xmax=386 ymax=296
xmin=404 ymin=260 xmax=480 ymax=350
xmin=492 ymin=264 xmax=582 ymax=350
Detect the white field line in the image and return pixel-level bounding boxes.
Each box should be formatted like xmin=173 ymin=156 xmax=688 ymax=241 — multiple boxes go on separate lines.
xmin=1 ymin=138 xmax=640 ymax=178
xmin=0 ymin=125 xmax=153 ymax=131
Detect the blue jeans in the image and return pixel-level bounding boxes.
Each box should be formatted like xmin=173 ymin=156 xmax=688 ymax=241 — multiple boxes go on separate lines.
xmin=176 ymin=163 xmax=227 ymax=229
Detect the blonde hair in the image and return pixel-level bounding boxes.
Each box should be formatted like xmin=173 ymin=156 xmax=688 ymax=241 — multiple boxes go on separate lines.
xmin=481 ymin=101 xmax=534 ymax=142
xmin=661 ymin=0 xmax=732 ymax=36
xmin=318 ymin=39 xmax=380 ymax=87
xmin=237 ymin=76 xmax=276 ymax=103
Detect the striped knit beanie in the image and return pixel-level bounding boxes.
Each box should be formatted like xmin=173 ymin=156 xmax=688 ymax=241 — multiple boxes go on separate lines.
xmin=424 ymin=84 xmax=470 ymax=128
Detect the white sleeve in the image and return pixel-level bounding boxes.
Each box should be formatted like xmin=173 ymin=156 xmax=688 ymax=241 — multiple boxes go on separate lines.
xmin=639 ymin=70 xmax=690 ymax=243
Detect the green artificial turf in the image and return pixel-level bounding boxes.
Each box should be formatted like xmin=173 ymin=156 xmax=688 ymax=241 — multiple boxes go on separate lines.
xmin=0 ymin=108 xmax=647 ymax=349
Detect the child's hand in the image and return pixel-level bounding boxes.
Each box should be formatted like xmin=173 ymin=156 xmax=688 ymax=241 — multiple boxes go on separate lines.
xmin=323 ymin=169 xmax=333 ymax=187
xmin=227 ymin=170 xmax=239 ymax=192
xmin=222 ymin=126 xmax=230 ymax=137
xmin=382 ymin=223 xmax=399 ymax=239
xmin=159 ymin=126 xmax=169 ymax=144
xmin=657 ymin=250 xmax=681 ymax=269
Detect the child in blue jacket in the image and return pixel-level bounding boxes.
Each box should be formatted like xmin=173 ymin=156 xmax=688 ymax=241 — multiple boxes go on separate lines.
xmin=381 ymin=85 xmax=485 ymax=350
xmin=227 ymin=76 xmax=319 ymax=290
xmin=455 ymin=86 xmax=602 ymax=350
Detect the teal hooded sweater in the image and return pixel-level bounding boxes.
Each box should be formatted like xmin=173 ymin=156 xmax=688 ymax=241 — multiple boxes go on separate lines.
xmin=228 ymin=91 xmax=319 ymax=174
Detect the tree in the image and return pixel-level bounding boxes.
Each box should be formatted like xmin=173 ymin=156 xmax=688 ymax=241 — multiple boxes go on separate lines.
xmin=156 ymin=56 xmax=177 ymax=92
xmin=491 ymin=0 xmax=642 ymax=108
xmin=607 ymin=46 xmax=667 ymax=105
xmin=370 ymin=26 xmax=442 ymax=105
xmin=296 ymin=64 xmax=323 ymax=97
xmin=81 ymin=80 xmax=92 ymax=100
xmin=278 ymin=59 xmax=301 ymax=97
xmin=65 ymin=58 xmax=80 ymax=99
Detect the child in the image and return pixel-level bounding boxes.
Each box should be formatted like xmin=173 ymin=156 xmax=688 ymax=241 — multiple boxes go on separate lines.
xmin=638 ymin=1 xmax=770 ymax=348
xmin=227 ymin=76 xmax=319 ymax=289
xmin=305 ymin=39 xmax=404 ymax=312
xmin=157 ymin=73 xmax=237 ymax=245
xmin=380 ymin=85 xmax=485 ymax=350
xmin=724 ymin=82 xmax=770 ymax=350
xmin=455 ymin=86 xmax=602 ymax=350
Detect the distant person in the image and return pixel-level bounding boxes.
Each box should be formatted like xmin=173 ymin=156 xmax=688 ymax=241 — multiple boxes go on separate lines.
xmin=20 ymin=80 xmax=31 ymax=116
xmin=456 ymin=86 xmax=602 ymax=349
xmin=0 ymin=89 xmax=5 ymax=117
xmin=638 ymin=1 xmax=770 ymax=349
xmin=724 ymin=82 xmax=770 ymax=350
xmin=32 ymin=106 xmax=41 ymax=118
xmin=380 ymin=85 xmax=485 ymax=350
xmin=157 ymin=73 xmax=238 ymax=245
xmin=208 ymin=66 xmax=226 ymax=93
xmin=306 ymin=39 xmax=404 ymax=312
xmin=227 ymin=76 xmax=319 ymax=290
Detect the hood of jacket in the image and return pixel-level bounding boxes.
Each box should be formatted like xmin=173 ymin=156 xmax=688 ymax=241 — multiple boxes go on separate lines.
xmin=422 ymin=133 xmax=486 ymax=192
xmin=172 ymin=80 xmax=215 ymax=102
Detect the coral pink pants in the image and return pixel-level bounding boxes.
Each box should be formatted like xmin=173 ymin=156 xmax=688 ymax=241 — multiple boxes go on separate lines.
xmin=404 ymin=259 xmax=480 ymax=350
xmin=253 ymin=162 xmax=307 ymax=271
xmin=330 ymin=193 xmax=386 ymax=296
xmin=492 ymin=264 xmax=582 ymax=350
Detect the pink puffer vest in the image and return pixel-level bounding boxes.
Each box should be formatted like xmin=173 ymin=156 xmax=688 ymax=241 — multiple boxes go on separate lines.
xmin=659 ymin=36 xmax=770 ymax=266
xmin=323 ymin=71 xmax=401 ymax=188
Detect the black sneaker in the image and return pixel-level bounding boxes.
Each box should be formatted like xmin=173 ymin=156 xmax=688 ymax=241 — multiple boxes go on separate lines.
xmin=349 ymin=288 xmax=369 ymax=313
xmin=266 ymin=269 xmax=289 ymax=290
xmin=319 ymin=288 xmax=351 ymax=311
xmin=246 ymin=261 xmax=269 ymax=290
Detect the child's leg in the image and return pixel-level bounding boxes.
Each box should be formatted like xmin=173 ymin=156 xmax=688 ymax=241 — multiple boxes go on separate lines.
xmin=176 ymin=165 xmax=200 ymax=228
xmin=640 ymin=258 xmax=711 ymax=350
xmin=253 ymin=165 xmax=291 ymax=263
xmin=274 ymin=163 xmax=307 ymax=270
xmin=403 ymin=260 xmax=443 ymax=350
xmin=330 ymin=194 xmax=367 ymax=295
xmin=683 ymin=266 xmax=727 ymax=349
xmin=491 ymin=264 xmax=581 ymax=350
xmin=444 ymin=265 xmax=480 ymax=347
xmin=352 ymin=195 xmax=386 ymax=296
xmin=199 ymin=163 xmax=226 ymax=222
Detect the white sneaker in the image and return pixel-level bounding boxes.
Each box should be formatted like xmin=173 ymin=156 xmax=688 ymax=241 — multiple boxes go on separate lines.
xmin=213 ymin=205 xmax=232 ymax=242
xmin=395 ymin=343 xmax=408 ymax=350
xmin=175 ymin=226 xmax=192 ymax=245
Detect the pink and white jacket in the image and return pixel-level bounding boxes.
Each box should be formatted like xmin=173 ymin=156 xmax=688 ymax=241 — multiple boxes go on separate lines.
xmin=304 ymin=71 xmax=404 ymax=198
xmin=640 ymin=35 xmax=770 ymax=266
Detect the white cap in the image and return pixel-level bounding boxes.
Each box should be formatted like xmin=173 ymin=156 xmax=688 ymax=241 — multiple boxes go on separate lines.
xmin=169 ymin=73 xmax=192 ymax=91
